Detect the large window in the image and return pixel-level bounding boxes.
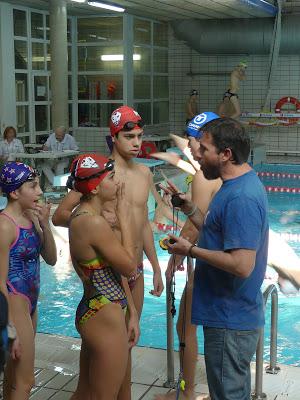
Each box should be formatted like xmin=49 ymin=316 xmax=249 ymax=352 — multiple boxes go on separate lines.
xmin=13 ymin=7 xmax=73 ymax=139
xmin=77 ymin=16 xmax=123 ymax=127
xmin=133 ymin=18 xmax=168 ymax=125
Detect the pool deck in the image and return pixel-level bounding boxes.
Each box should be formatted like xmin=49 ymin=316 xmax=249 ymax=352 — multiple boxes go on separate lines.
xmin=4 ymin=332 xmax=298 ymax=400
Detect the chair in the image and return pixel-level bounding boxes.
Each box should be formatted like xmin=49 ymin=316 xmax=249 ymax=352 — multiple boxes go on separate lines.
xmin=138 ymin=141 xmax=158 ymax=159
xmin=105 ymin=135 xmax=113 ymax=154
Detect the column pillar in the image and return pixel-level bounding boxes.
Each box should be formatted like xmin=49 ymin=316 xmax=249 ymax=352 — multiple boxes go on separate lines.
xmin=49 ymin=0 xmax=68 ymax=130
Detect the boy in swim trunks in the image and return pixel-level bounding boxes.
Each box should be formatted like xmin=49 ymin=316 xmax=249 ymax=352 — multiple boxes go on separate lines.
xmin=218 ymin=61 xmax=247 ymax=119
xmin=53 ymin=105 xmax=164 ymax=399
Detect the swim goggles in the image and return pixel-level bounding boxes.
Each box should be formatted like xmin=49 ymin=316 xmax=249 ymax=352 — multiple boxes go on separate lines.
xmin=73 ymin=159 xmax=115 ymax=181
xmin=122 ymin=120 xmax=144 ymax=131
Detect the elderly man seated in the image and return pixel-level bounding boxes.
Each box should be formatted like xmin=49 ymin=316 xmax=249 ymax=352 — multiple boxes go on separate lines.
xmin=41 ymin=126 xmax=79 ymax=190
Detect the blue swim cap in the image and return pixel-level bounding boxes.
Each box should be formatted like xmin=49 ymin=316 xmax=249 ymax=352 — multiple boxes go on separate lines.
xmin=186 ymin=112 xmax=220 ymax=138
xmin=0 ymin=162 xmax=39 ymax=194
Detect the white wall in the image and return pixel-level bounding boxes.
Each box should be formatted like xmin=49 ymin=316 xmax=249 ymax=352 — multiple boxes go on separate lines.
xmin=169 ymin=28 xmax=300 ymax=152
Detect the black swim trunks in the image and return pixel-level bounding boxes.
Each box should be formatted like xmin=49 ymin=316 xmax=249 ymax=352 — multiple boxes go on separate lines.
xmin=223 ymin=89 xmax=238 ymax=101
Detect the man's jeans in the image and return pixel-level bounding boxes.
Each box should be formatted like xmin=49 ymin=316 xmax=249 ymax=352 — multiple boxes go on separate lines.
xmin=203 ymin=327 xmax=260 ymax=400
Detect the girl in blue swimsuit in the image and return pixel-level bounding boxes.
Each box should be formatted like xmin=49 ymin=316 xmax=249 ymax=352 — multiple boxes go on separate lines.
xmin=0 ymin=162 xmax=57 ymax=400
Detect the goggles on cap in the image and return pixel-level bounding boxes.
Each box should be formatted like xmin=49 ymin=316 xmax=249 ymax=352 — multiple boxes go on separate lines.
xmin=121 ymin=120 xmax=144 ymax=132
xmin=66 ymin=159 xmax=114 ymax=190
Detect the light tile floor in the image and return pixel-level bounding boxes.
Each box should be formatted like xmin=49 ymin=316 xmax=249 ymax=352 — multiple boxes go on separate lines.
xmin=2 ymin=333 xmax=299 ymax=399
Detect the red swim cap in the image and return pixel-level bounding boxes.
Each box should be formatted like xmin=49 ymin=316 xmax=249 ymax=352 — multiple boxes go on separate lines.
xmin=69 ymin=154 xmax=114 ymax=195
xmin=109 ymin=105 xmax=142 ymax=136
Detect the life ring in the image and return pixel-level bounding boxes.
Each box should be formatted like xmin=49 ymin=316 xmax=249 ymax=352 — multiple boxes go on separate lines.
xmin=275 ymin=96 xmax=300 ymax=126
xmin=138 ymin=141 xmax=158 ymax=159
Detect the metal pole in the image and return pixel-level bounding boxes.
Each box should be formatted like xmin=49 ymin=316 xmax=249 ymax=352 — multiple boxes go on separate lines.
xmin=164 ymin=278 xmax=176 ymax=388
xmin=252 ymin=284 xmax=280 ymax=399
xmin=265 ymin=287 xmax=280 ymax=374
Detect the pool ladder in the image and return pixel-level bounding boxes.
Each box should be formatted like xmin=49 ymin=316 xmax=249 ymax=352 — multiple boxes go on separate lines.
xmin=164 ymin=282 xmax=280 ymax=399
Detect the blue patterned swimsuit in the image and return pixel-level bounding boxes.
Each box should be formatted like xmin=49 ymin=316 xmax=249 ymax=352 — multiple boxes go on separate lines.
xmin=1 ymin=212 xmax=41 ymax=315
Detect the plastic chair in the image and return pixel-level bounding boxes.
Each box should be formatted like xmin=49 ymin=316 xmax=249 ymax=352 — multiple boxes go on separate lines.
xmin=138 ymin=141 xmax=158 ymax=159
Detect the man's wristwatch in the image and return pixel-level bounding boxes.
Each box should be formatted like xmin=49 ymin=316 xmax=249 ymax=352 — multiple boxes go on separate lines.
xmin=7 ymin=323 xmax=17 ymax=340
xmin=187 ymin=244 xmax=196 ymax=258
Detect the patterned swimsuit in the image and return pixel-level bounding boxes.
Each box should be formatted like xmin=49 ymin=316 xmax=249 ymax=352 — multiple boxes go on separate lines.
xmin=0 ymin=212 xmax=41 ymax=315
xmin=75 ymin=256 xmax=128 ymax=330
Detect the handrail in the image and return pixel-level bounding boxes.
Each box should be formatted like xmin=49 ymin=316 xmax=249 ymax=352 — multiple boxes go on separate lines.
xmin=252 ymin=284 xmax=280 ymax=399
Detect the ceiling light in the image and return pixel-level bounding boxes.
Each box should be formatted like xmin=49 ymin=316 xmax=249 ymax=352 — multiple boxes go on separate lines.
xmin=70 ymin=0 xmax=86 ymax=3
xmin=101 ymin=54 xmax=141 ymax=61
xmin=87 ymin=1 xmax=125 ymax=12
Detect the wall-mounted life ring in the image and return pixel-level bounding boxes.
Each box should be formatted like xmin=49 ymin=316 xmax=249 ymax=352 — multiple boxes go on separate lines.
xmin=138 ymin=141 xmax=158 ymax=159
xmin=275 ymin=96 xmax=300 ymax=126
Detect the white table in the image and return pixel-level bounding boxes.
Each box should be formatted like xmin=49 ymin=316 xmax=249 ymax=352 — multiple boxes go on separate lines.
xmin=8 ymin=150 xmax=79 ymax=163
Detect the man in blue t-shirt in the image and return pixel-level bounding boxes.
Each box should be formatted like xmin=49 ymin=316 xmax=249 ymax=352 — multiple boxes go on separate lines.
xmin=166 ymin=117 xmax=269 ymax=400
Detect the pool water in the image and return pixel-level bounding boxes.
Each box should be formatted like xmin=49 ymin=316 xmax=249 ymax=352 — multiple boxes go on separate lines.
xmin=38 ymin=164 xmax=300 ymax=366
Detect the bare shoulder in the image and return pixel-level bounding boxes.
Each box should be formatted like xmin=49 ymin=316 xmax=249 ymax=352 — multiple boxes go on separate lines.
xmin=133 ymin=162 xmax=151 ymax=177
xmin=0 ymin=214 xmax=16 ymax=244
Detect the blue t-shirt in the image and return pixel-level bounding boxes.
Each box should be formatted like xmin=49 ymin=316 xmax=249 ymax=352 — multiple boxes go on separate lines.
xmin=191 ymin=170 xmax=269 ymax=330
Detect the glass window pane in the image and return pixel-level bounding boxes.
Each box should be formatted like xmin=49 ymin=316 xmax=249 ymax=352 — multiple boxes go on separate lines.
xmin=68 ymin=76 xmax=72 ymax=100
xmin=153 ymin=76 xmax=168 ymax=98
xmin=134 ymin=75 xmax=150 ymax=99
xmin=15 ymin=40 xmax=28 ymax=69
xmin=78 ymin=75 xmax=123 ymax=100
xmin=134 ymin=102 xmax=151 ymax=125
xmin=47 ymin=45 xmax=51 ymax=70
xmin=15 ymin=73 xmax=28 ymax=102
xmin=32 ymin=42 xmax=45 ymax=70
xmin=13 ymin=9 xmax=27 ymax=37
xmin=68 ymin=46 xmax=72 ymax=71
xmin=46 ymin=15 xmax=50 ymax=41
xmin=133 ymin=46 xmax=151 ymax=73
xmin=153 ymin=23 xmax=168 ymax=47
xmin=69 ymin=104 xmax=73 ymax=128
xmin=78 ymin=17 xmax=123 ymax=43
xmin=31 ymin=12 xmax=44 ymax=39
xmin=78 ymin=103 xmax=121 ymax=127
xmin=16 ymin=105 xmax=29 ymax=133
xmin=153 ymin=101 xmax=169 ymax=124
xmin=67 ymin=18 xmax=71 ymax=42
xmin=134 ymin=18 xmax=151 ymax=45
xmin=35 ymin=105 xmax=48 ymax=131
xmin=154 ymin=49 xmax=168 ymax=73
xmin=34 ymin=76 xmax=48 ymax=101
xmin=78 ymin=45 xmax=123 ymax=72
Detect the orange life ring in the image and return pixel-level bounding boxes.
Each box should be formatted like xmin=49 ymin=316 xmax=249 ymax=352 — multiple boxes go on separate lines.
xmin=275 ymin=96 xmax=300 ymax=126
xmin=138 ymin=141 xmax=158 ymax=159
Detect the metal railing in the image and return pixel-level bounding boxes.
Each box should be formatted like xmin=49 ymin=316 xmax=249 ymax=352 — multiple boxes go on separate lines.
xmin=252 ymin=284 xmax=280 ymax=400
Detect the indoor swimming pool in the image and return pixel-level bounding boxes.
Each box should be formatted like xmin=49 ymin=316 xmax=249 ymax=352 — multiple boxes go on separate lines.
xmin=38 ymin=163 xmax=300 ymax=366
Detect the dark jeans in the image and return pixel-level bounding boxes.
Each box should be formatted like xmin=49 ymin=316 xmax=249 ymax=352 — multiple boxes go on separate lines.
xmin=203 ymin=326 xmax=260 ymax=400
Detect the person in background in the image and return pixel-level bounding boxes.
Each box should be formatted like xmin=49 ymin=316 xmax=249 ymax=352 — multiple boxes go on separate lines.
xmin=0 ymin=126 xmax=24 ymax=163
xmin=41 ymin=126 xmax=79 ymax=190
xmin=217 ymin=61 xmax=247 ymax=119
xmin=0 ymin=162 xmax=57 ymax=399
xmin=163 ymin=117 xmax=268 ymax=400
xmin=186 ymin=90 xmax=199 ymax=124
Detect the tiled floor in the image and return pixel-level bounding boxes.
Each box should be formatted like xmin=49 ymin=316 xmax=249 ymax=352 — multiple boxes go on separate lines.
xmin=1 ymin=333 xmax=298 ymax=399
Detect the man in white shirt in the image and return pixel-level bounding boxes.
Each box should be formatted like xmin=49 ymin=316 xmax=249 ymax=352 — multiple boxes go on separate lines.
xmin=41 ymin=126 xmax=79 ymax=190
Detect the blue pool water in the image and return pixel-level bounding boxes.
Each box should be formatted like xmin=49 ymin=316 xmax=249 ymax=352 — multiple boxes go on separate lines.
xmin=38 ymin=163 xmax=300 ymax=366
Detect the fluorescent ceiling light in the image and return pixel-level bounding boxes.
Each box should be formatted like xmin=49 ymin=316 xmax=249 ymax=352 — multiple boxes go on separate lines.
xmin=70 ymin=0 xmax=86 ymax=3
xmin=87 ymin=1 xmax=125 ymax=12
xmin=101 ymin=54 xmax=141 ymax=61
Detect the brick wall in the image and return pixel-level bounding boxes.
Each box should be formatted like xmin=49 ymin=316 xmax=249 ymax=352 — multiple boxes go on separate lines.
xmin=169 ymin=28 xmax=300 ymax=152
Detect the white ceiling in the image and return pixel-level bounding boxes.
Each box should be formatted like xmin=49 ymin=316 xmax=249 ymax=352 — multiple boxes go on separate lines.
xmin=3 ymin=0 xmax=297 ymax=21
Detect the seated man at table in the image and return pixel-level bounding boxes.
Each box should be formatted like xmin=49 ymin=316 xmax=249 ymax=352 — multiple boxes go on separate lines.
xmin=41 ymin=126 xmax=79 ymax=190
